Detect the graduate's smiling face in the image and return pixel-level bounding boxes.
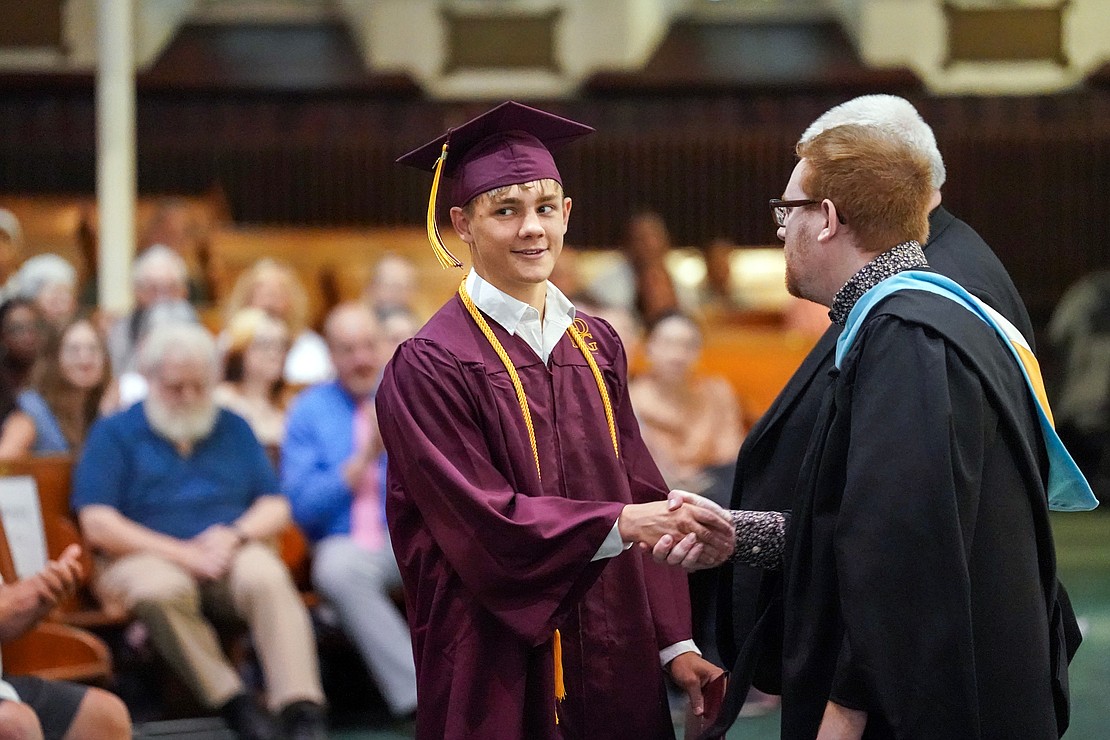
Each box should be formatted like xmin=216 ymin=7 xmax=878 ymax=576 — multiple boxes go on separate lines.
xmin=451 ymin=180 xmax=572 ymax=305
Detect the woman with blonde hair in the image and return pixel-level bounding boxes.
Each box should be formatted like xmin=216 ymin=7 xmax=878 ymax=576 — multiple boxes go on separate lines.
xmin=224 ymin=258 xmax=332 ymax=385
xmin=216 ymin=307 xmax=292 ymax=449
xmin=0 ymin=317 xmax=114 ymax=458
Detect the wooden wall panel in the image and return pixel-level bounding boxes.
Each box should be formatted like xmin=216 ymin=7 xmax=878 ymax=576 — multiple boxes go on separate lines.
xmin=945 ymin=3 xmax=1066 ymax=66
xmin=0 ymin=1 xmax=64 ymax=49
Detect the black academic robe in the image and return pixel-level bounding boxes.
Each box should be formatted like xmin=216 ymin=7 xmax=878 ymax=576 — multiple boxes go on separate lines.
xmin=781 ymin=290 xmax=1066 ymax=739
xmin=377 ymin=295 xmax=691 ymax=740
xmin=711 ymin=207 xmax=1047 ymax=731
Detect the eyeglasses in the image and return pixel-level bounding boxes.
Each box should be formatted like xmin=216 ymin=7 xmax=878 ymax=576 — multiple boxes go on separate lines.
xmin=769 ymin=198 xmax=846 ymax=228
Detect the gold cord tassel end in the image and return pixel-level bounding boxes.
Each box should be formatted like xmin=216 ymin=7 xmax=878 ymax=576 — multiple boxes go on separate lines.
xmin=427 ymin=142 xmax=463 ymax=270
xmin=554 ymin=629 xmax=566 ymax=702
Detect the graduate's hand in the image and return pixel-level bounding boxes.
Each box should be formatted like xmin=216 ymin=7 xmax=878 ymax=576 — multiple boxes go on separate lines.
xmin=617 ymin=497 xmax=732 ymax=556
xmin=652 ymin=491 xmax=736 ymax=570
xmin=667 ymin=651 xmax=725 ymax=718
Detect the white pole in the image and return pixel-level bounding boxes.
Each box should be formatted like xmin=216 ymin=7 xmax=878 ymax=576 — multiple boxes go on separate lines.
xmin=95 ymin=0 xmax=136 ymax=314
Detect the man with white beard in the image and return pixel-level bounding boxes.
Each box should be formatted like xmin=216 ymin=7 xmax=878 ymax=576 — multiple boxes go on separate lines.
xmin=73 ymin=323 xmax=327 ymax=740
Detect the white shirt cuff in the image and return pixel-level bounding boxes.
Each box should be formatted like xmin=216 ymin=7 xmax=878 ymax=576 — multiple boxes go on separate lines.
xmin=659 ymin=640 xmax=701 ymax=668
xmin=591 ymin=519 xmax=633 ymax=562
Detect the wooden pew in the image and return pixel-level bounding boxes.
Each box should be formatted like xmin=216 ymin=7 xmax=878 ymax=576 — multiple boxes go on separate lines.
xmin=0 ymin=192 xmax=231 ymax=295
xmin=0 ymin=456 xmax=97 ymax=616
xmin=699 ymin=325 xmax=819 ymax=428
xmin=207 ymin=224 xmax=461 ymax=328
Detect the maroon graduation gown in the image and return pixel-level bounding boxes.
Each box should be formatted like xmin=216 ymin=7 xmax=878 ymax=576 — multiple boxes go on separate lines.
xmin=377 ymin=295 xmax=691 ymax=740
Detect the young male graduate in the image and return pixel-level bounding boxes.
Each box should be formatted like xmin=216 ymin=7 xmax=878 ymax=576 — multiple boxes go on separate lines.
xmin=657 ymin=123 xmax=1097 ymax=739
xmin=379 ymin=101 xmax=732 ymax=740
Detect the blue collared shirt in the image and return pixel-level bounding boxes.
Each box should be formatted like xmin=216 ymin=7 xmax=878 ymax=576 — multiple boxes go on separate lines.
xmin=282 ymin=380 xmax=383 ymax=541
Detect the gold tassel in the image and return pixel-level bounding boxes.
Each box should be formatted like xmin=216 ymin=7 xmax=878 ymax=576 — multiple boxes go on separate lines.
xmin=554 ymin=628 xmax=566 ymax=725
xmin=427 ymin=142 xmax=463 ymax=269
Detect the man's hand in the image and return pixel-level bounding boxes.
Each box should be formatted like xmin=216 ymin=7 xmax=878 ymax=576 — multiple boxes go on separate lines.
xmin=0 ymin=543 xmax=84 ymax=640
xmin=178 ymin=528 xmax=239 ymax=581
xmin=345 ymin=402 xmax=384 ymax=492
xmin=651 ymin=491 xmax=736 ymax=570
xmin=617 ymin=495 xmax=732 ymax=559
xmin=668 ymin=651 xmax=726 ymax=718
xmin=31 ymin=543 xmax=84 ymax=608
xmin=195 ymin=524 xmax=242 ymax=557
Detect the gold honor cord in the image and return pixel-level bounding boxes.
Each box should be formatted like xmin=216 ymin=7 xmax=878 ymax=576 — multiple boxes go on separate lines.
xmin=427 ymin=142 xmax=464 ymax=269
xmin=458 ymin=280 xmax=543 ymax=478
xmin=458 ymin=278 xmax=620 ymax=722
xmin=458 ymin=280 xmax=620 ymax=478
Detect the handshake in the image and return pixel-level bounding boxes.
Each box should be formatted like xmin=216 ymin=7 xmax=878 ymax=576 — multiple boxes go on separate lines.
xmin=618 ymin=491 xmax=736 ymax=570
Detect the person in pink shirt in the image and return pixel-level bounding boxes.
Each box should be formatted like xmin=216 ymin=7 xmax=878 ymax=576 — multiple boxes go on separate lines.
xmin=282 ymin=302 xmax=417 ymax=721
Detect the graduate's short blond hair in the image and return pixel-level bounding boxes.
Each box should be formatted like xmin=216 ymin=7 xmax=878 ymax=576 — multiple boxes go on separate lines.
xmin=462 ymin=178 xmax=564 ymax=216
xmin=797 ymin=124 xmax=932 ymax=253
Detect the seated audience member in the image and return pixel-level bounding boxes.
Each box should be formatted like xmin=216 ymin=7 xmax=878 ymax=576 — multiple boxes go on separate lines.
xmin=0 ymin=208 xmax=23 ymax=288
xmin=107 ymin=245 xmax=190 ymax=377
xmin=377 ymin=307 xmax=419 ymax=364
xmin=225 ymin=260 xmax=332 ymax=386
xmin=0 ymin=299 xmax=48 ymax=419
xmin=282 ymin=303 xmax=418 ymax=721
xmin=588 ymin=212 xmax=691 ymax=323
xmin=1048 ymin=269 xmax=1110 ymax=498
xmin=215 ymin=308 xmax=291 ymax=449
xmin=700 ymin=237 xmax=740 ymax=314
xmin=138 ymin=197 xmax=220 ymax=305
xmin=629 ymin=311 xmax=744 ymax=662
xmin=115 ymin=300 xmax=199 ymax=408
xmin=362 ymin=253 xmax=420 ymax=320
xmin=628 ymin=211 xmax=681 ymax=323
xmin=5 ymin=255 xmax=78 ymax=331
xmin=0 ymin=544 xmax=131 ymax=740
xmin=72 ymin=323 xmax=327 ymax=740
xmin=592 ymin=301 xmax=644 ymax=365
xmin=630 ymin=312 xmax=744 ymax=504
xmin=0 ymin=318 xmax=113 ymax=459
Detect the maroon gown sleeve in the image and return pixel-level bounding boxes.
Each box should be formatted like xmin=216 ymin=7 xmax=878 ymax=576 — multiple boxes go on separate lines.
xmin=377 ymin=337 xmax=627 ymax=647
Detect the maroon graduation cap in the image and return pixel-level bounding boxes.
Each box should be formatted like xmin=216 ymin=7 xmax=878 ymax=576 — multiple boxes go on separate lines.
xmin=396 ymin=101 xmax=594 ymax=268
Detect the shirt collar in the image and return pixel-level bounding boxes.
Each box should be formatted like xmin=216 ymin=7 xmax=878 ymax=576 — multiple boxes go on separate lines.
xmin=829 ymin=240 xmax=928 ymax=326
xmin=465 ymin=269 xmax=576 ymax=336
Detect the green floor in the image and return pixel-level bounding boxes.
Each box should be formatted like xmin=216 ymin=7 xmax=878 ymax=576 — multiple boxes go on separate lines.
xmin=329 ymin=512 xmax=1110 ymax=739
